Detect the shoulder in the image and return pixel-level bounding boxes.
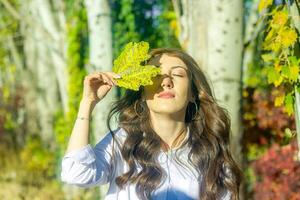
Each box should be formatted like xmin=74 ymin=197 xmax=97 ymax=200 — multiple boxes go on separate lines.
xmin=111 ymin=126 xmax=128 ymax=144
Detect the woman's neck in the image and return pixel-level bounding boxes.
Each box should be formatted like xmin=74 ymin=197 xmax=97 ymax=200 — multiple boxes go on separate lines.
xmin=161 ymin=127 xmax=187 ymax=152
xmin=149 ymin=112 xmax=187 ymax=151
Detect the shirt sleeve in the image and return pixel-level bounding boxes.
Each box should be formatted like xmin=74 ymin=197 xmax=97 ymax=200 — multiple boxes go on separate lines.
xmin=61 ymin=130 xmax=118 ymax=188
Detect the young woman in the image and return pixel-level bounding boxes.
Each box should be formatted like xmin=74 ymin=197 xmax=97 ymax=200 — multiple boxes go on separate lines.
xmin=61 ymin=48 xmax=243 ymax=200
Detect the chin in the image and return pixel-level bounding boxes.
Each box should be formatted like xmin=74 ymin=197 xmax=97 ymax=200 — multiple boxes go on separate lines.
xmin=152 ymin=106 xmax=183 ymax=114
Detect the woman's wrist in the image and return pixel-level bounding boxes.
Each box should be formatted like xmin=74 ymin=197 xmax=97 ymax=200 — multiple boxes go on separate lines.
xmin=76 ymin=116 xmax=91 ymax=121
xmin=80 ymin=97 xmax=95 ymax=105
xmin=78 ymin=98 xmax=96 ymax=118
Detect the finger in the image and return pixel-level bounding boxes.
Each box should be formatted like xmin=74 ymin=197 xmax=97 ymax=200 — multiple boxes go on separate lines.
xmin=90 ymin=78 xmax=101 ymax=83
xmin=85 ymin=74 xmax=100 ymax=82
xmin=103 ymin=72 xmax=120 ymax=85
xmin=101 ymin=73 xmax=116 ymax=86
xmin=100 ymin=73 xmax=114 ymax=86
xmin=105 ymin=72 xmax=122 ymax=79
xmin=90 ymin=71 xmax=119 ymax=85
xmin=89 ymin=72 xmax=110 ymax=84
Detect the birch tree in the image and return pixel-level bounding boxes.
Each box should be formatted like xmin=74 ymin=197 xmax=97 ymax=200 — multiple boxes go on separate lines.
xmin=84 ymin=0 xmax=115 ymax=197
xmin=172 ymin=0 xmax=244 ymax=166
xmin=84 ymin=0 xmax=117 ymax=141
xmin=19 ymin=0 xmax=67 ymax=142
xmin=288 ymin=1 xmax=300 ymax=159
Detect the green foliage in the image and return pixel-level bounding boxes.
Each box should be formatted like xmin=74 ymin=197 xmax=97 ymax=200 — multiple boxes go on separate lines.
xmin=112 ymin=41 xmax=161 ymax=91
xmin=3 ymin=112 xmax=17 ymax=131
xmin=260 ymin=4 xmax=300 ymax=116
xmin=244 ymin=166 xmax=257 ymax=194
xmin=132 ymin=0 xmax=180 ymax=48
xmin=111 ymin=0 xmax=140 ymax=59
xmin=111 ymin=0 xmax=180 ymax=96
xmin=243 ymin=10 xmax=299 ymax=196
xmin=54 ymin=1 xmax=88 ymax=155
xmin=247 ymin=143 xmax=268 ymax=161
xmin=0 ymin=2 xmax=62 ymax=196
xmin=243 ymin=87 xmax=296 ymax=145
xmin=0 ymin=139 xmax=65 ymax=199
xmin=20 ymin=135 xmax=55 ymax=179
xmin=0 ymin=1 xmax=19 ymax=136
xmin=258 ymin=0 xmax=273 ymax=12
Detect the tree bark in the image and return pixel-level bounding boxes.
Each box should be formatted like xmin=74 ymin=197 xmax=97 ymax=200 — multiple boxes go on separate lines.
xmin=20 ymin=0 xmax=67 ymax=141
xmin=173 ymin=2 xmax=244 ymax=198
xmin=84 ymin=0 xmax=117 ymax=139
xmin=174 ymin=0 xmax=243 ymax=164
xmin=84 ymin=0 xmax=116 ymax=197
xmin=289 ymin=1 xmax=300 ymax=160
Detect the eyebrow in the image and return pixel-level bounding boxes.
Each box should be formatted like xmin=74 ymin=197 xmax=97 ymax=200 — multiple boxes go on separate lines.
xmin=170 ymin=66 xmax=188 ymax=70
xmin=159 ymin=66 xmax=189 ymax=72
xmin=167 ymin=66 xmax=190 ymax=75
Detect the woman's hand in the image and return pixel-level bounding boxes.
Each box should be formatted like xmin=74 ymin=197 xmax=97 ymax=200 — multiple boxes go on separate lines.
xmin=81 ymin=71 xmax=121 ymax=105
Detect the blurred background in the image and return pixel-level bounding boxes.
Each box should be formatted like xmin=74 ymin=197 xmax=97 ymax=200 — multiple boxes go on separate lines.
xmin=0 ymin=0 xmax=299 ymax=199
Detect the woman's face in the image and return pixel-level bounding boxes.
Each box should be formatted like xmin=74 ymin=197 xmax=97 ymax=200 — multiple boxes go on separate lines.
xmin=142 ymin=54 xmax=194 ymax=117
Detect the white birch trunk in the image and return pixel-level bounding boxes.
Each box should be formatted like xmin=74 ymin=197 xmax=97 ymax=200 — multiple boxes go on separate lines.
xmin=289 ymin=1 xmax=300 ymax=160
xmin=242 ymin=0 xmax=262 ymax=84
xmin=172 ymin=0 xmax=209 ymax=69
xmin=84 ymin=0 xmax=117 ymax=139
xmin=20 ymin=0 xmax=67 ymax=141
xmin=20 ymin=0 xmax=42 ymax=138
xmin=173 ymin=0 xmax=244 ymax=166
xmin=36 ymin=0 xmax=68 ymax=114
xmin=84 ymin=0 xmax=116 ymax=197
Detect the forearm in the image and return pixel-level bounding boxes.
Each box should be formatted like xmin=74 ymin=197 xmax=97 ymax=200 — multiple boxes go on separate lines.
xmin=65 ymin=99 xmax=96 ymax=154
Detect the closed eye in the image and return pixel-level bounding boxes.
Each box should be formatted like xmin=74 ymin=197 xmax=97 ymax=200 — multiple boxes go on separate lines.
xmin=172 ymin=74 xmax=183 ymax=77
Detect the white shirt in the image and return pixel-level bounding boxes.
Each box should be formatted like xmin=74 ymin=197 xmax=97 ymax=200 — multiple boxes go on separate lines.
xmin=61 ymin=126 xmax=231 ymax=200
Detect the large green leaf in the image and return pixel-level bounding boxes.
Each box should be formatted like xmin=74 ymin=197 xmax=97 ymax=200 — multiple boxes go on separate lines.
xmin=112 ymin=41 xmax=161 ymax=91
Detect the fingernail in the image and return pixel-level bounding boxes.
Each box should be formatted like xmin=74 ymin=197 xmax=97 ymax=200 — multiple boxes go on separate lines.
xmin=114 ymin=74 xmax=121 ymax=79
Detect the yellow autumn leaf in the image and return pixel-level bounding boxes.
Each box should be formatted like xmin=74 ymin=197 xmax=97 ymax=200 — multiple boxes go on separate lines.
xmin=243 ymin=112 xmax=255 ymax=120
xmin=289 ymin=65 xmax=299 ymax=82
xmin=3 ymin=87 xmax=10 ymax=102
xmin=258 ymin=0 xmax=273 ymax=13
xmin=274 ymin=63 xmax=282 ymax=72
xmin=170 ymin=20 xmax=177 ymax=31
xmin=269 ymin=42 xmax=281 ymax=52
xmin=275 ymin=95 xmax=285 ymax=106
xmin=274 ymin=76 xmax=283 ymax=87
xmin=264 ymin=28 xmax=275 ymax=43
xmin=261 ymin=54 xmax=273 ymax=62
xmin=284 ymin=94 xmax=294 ymax=116
xmin=277 ymin=29 xmax=298 ymax=48
xmin=242 ymin=90 xmax=249 ymax=97
xmin=271 ymin=10 xmax=288 ymax=27
xmin=112 ymin=41 xmax=161 ymax=91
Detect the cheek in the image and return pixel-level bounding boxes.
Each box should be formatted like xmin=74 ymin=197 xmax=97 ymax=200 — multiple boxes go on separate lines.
xmin=143 ymin=79 xmax=191 ymax=99
xmin=177 ymin=81 xmax=190 ymax=96
xmin=143 ymin=81 xmax=161 ymax=97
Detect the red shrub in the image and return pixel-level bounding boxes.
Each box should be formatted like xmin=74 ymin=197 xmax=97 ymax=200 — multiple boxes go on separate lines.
xmin=252 ymin=139 xmax=300 ymax=200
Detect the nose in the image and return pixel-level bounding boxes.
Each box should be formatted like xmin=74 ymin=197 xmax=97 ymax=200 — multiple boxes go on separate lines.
xmin=161 ymin=74 xmax=173 ymax=88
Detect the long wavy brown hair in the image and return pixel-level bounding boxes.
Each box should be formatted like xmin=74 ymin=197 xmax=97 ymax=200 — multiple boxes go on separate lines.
xmin=106 ymin=48 xmax=243 ymax=200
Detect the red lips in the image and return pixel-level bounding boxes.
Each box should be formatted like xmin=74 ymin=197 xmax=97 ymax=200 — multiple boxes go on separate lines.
xmin=158 ymin=91 xmax=175 ymax=98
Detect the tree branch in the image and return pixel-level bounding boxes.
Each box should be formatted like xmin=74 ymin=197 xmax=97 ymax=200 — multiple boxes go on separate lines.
xmin=0 ymin=0 xmax=21 ymax=20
